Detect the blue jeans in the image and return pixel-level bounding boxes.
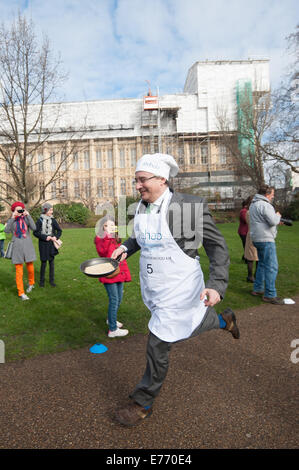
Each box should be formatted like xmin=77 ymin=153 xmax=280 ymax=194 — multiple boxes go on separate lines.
xmin=0 ymin=240 xmax=4 ymax=257
xmin=104 ymin=282 xmax=124 ymax=331
xmin=253 ymin=242 xmax=278 ymax=298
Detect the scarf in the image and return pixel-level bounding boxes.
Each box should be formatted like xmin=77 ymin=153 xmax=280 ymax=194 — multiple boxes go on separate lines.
xmin=14 ymin=216 xmax=27 ymax=239
xmin=40 ymin=214 xmax=53 ymax=236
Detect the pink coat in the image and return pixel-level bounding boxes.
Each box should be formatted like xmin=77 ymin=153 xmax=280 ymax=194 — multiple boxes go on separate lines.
xmin=94 ymin=234 xmax=132 ymax=284
xmin=238 ymin=207 xmax=248 ymax=236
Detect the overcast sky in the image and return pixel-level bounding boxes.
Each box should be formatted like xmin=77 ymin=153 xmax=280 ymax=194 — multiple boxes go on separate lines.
xmin=0 ymin=0 xmax=298 ymax=103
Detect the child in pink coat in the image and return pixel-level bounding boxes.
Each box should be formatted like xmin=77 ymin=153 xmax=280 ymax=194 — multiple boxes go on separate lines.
xmin=94 ymin=216 xmax=131 ymax=338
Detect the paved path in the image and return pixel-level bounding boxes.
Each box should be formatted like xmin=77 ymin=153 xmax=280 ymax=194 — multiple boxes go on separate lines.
xmin=1 ymin=298 xmax=298 ymax=449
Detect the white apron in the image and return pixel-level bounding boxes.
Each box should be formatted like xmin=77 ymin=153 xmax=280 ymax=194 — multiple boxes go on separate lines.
xmin=134 ymin=192 xmax=208 ymax=342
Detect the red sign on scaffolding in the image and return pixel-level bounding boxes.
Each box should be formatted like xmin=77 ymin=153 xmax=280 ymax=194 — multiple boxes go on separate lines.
xmin=143 ymin=95 xmax=159 ymax=110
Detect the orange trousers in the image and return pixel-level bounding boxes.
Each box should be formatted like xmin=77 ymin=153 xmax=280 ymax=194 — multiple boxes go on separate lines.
xmin=15 ymin=262 xmax=35 ymax=297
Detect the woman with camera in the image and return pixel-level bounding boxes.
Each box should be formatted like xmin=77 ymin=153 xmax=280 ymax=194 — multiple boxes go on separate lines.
xmin=5 ymin=201 xmax=37 ymax=300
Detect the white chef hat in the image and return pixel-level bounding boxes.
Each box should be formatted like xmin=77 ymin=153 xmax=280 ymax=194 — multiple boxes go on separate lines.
xmin=135 ymin=153 xmax=179 ymax=180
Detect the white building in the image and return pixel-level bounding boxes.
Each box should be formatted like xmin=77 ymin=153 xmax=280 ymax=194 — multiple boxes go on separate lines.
xmin=0 ymin=59 xmax=270 ymax=211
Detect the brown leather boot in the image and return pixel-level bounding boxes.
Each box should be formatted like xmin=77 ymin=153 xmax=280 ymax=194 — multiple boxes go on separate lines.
xmin=220 ymin=308 xmax=240 ymax=339
xmin=115 ymin=402 xmax=152 ymax=427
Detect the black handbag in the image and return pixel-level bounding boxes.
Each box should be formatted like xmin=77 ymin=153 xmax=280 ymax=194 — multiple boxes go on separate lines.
xmin=4 ymin=241 xmax=13 ymax=259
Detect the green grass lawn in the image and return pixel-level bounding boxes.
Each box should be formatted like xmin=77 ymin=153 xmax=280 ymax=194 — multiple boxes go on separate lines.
xmin=1 ymin=222 xmax=298 ymax=362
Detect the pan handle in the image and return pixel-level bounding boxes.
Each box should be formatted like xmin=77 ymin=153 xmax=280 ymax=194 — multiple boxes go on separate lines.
xmin=115 ymin=254 xmax=123 ymax=263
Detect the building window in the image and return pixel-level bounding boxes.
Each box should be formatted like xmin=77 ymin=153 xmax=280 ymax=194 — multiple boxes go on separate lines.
xmin=131 ymin=147 xmax=137 ymax=167
xmin=178 ymin=145 xmax=184 ymax=166
xmin=60 ymin=180 xmax=68 ymax=199
xmin=120 ymin=178 xmax=126 ymax=195
xmin=96 ymin=150 xmax=102 ymax=169
xmin=38 ymin=154 xmax=44 ymax=172
xmin=50 ymin=153 xmax=56 ymax=171
xmin=74 ymin=179 xmax=80 ymax=198
xmin=61 ymin=151 xmax=67 ymax=171
xmin=6 ymin=183 xmax=12 ymax=199
xmin=73 ymin=152 xmax=79 ymax=170
xmin=97 ymin=178 xmax=103 ymax=197
xmin=84 ymin=151 xmax=90 ymax=170
xmin=85 ymin=179 xmax=91 ymax=198
xmin=107 ymin=149 xmax=113 ymax=169
xmin=201 ymin=145 xmax=208 ymax=165
xmin=51 ymin=182 xmax=56 ymax=199
xmin=108 ymin=178 xmax=114 ymax=197
xmin=39 ymin=181 xmax=45 ymax=198
xmin=142 ymin=139 xmax=150 ymax=154
xmin=189 ymin=143 xmax=197 ymax=165
xmin=219 ymin=145 xmax=227 ymax=165
xmin=119 ymin=148 xmax=125 ymax=168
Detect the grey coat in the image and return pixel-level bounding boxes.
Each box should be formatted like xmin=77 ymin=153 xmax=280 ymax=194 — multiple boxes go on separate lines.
xmin=4 ymin=215 xmax=37 ymax=264
xmin=249 ymin=194 xmax=281 ymax=243
xmin=123 ymin=190 xmax=230 ymax=299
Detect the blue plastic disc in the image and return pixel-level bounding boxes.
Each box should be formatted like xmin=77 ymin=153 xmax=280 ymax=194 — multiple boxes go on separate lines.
xmin=89 ymin=343 xmax=108 ymax=354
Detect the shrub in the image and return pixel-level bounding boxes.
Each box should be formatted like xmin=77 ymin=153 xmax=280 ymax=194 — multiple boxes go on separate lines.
xmin=29 ymin=206 xmax=42 ymax=222
xmin=283 ymin=193 xmax=299 ymax=221
xmin=85 ymin=214 xmax=102 ymax=229
xmin=53 ymin=204 xmax=69 ymax=224
xmin=66 ymin=203 xmax=91 ymax=225
xmin=53 ymin=203 xmax=91 ymax=225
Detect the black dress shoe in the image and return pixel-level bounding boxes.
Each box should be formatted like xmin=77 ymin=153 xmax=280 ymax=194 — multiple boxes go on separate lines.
xmin=39 ymin=282 xmax=45 ymax=287
xmin=220 ymin=308 xmax=240 ymax=339
xmin=262 ymin=296 xmax=284 ymax=305
xmin=50 ymin=282 xmax=56 ymax=287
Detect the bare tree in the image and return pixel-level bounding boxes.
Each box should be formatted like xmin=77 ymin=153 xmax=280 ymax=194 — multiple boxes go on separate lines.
xmin=0 ymin=14 xmax=87 ymax=209
xmin=216 ymin=85 xmax=270 ymax=190
xmin=263 ymin=25 xmax=299 ymax=173
xmin=216 ymin=26 xmax=299 ymax=190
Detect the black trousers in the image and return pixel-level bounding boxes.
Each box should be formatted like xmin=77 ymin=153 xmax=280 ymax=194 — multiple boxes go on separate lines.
xmin=40 ymin=258 xmax=55 ymax=284
xmin=130 ymin=306 xmax=220 ymax=407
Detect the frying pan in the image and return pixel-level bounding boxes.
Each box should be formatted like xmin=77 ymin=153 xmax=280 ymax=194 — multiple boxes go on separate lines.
xmin=80 ymin=255 xmax=122 ymax=278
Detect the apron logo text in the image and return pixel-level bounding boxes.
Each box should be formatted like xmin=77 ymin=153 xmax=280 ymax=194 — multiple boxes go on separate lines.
xmin=139 ymin=230 xmax=163 ymax=241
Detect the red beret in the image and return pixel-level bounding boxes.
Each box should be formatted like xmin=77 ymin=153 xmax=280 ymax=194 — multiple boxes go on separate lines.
xmin=11 ymin=201 xmax=25 ymax=212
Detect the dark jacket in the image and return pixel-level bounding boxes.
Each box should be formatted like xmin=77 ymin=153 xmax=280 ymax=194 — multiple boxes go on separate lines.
xmin=33 ymin=217 xmax=62 ymax=261
xmin=123 ymin=190 xmax=230 ymax=299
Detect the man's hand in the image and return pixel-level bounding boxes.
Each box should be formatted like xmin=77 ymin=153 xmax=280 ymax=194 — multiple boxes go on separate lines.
xmin=200 ymin=288 xmax=221 ymax=307
xmin=111 ymin=246 xmax=127 ymax=262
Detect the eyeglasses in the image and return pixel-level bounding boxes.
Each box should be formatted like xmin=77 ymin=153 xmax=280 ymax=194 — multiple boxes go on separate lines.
xmin=133 ymin=176 xmax=157 ymax=185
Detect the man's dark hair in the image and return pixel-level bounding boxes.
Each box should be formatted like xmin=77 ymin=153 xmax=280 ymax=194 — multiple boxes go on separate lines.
xmin=258 ymin=184 xmax=275 ymax=196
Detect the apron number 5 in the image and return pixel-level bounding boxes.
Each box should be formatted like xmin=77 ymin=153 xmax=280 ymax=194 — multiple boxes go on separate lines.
xmin=147 ymin=264 xmax=153 ymax=274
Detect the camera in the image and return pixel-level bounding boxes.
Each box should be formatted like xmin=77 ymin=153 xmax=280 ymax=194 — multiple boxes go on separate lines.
xmin=280 ymin=218 xmax=293 ymax=226
xmin=17 ymin=209 xmax=25 ymax=214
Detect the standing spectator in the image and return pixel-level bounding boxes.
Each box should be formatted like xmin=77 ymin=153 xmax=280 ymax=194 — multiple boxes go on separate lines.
xmin=4 ymin=201 xmax=36 ymax=300
xmin=249 ymin=185 xmax=283 ymax=304
xmin=238 ymin=199 xmax=249 ymax=262
xmin=0 ymin=222 xmax=6 ymax=257
xmin=244 ymin=201 xmax=258 ymax=282
xmin=94 ymin=215 xmax=131 ymax=338
xmin=33 ymin=203 xmax=62 ymax=287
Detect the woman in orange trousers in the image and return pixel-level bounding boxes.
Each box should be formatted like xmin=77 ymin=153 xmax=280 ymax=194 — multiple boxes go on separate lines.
xmin=5 ymin=201 xmax=37 ymax=300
